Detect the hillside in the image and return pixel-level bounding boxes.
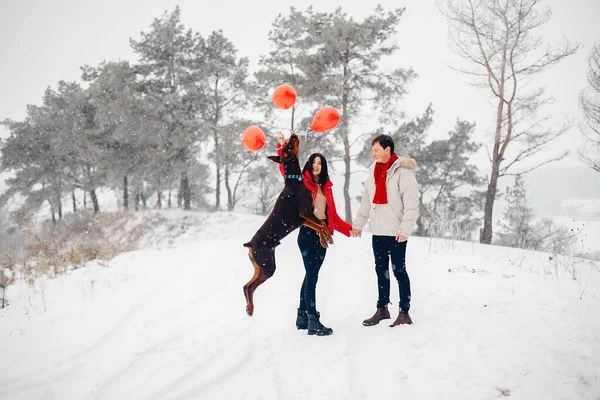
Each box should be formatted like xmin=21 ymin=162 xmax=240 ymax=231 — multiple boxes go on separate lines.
xmin=0 ymin=210 xmax=599 ymax=399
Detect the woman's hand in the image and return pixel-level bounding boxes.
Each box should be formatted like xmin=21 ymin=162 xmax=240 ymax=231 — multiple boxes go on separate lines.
xmin=277 ymin=132 xmax=286 ymax=146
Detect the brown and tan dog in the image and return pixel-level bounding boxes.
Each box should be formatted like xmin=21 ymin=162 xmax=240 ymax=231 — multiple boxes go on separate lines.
xmin=243 ymin=133 xmax=333 ymax=316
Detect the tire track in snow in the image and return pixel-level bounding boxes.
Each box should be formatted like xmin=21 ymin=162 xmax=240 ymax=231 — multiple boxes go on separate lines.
xmin=87 ymin=243 xmax=256 ymax=399
xmin=138 ymin=338 xmax=254 ymax=400
xmin=0 ymin=251 xmax=197 ymax=398
xmin=341 ymin=327 xmax=360 ymax=400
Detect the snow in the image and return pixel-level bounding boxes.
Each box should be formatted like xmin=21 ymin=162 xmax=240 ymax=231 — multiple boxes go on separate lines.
xmin=546 ymin=216 xmax=600 ymax=259
xmin=1 ymin=210 xmax=600 ymax=399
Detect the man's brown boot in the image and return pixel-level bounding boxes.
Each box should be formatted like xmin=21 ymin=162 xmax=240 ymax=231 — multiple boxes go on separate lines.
xmin=390 ymin=311 xmax=413 ymax=327
xmin=362 ymin=307 xmax=391 ymax=326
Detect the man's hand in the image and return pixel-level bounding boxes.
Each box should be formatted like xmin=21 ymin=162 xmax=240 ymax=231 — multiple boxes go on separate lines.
xmin=350 ymin=229 xmax=362 ymax=238
xmin=395 ymin=233 xmax=407 ymax=242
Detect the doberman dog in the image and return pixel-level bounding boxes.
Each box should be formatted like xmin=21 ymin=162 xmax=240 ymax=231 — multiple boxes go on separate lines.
xmin=243 ymin=133 xmax=333 ymax=316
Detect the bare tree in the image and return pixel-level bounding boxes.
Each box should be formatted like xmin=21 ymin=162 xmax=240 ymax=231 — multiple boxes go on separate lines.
xmin=439 ymin=0 xmax=579 ymax=244
xmin=245 ymin=164 xmax=282 ymax=216
xmin=579 ymin=40 xmax=600 ymax=173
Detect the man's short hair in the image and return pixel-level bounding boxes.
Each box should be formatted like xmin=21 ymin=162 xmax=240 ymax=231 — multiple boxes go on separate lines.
xmin=371 ymin=134 xmax=395 ymax=154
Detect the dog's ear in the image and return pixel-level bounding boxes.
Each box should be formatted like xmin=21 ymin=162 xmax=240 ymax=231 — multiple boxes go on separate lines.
xmin=267 ymin=156 xmax=281 ymax=164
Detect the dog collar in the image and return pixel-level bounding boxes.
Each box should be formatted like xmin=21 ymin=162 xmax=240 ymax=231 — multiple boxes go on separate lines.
xmin=284 ymin=174 xmax=303 ymax=181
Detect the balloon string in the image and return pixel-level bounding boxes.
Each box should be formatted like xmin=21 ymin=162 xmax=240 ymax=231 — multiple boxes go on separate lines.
xmin=304 ymin=127 xmax=312 ymax=142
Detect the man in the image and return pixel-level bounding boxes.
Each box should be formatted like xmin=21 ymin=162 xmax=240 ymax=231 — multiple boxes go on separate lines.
xmin=351 ymin=134 xmax=419 ymax=327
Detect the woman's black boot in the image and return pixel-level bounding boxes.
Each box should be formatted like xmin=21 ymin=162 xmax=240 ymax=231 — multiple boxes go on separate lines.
xmin=296 ymin=308 xmax=308 ymax=330
xmin=307 ymin=312 xmax=333 ymax=336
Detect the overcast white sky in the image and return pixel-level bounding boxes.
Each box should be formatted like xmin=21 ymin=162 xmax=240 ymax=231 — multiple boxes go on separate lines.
xmin=1 ymin=0 xmax=599 ymax=172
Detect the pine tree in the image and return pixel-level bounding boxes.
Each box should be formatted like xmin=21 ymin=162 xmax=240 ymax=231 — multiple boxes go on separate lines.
xmin=45 ymin=81 xmax=106 ymax=214
xmin=129 ymin=6 xmax=204 ymax=210
xmin=311 ymin=6 xmax=416 ymax=221
xmin=81 ymin=61 xmax=147 ymax=211
xmin=254 ymin=7 xmax=340 ymax=164
xmin=196 ymin=30 xmax=251 ymax=210
xmin=417 ymin=118 xmax=484 ymax=238
xmin=497 ymin=175 xmax=535 ymax=249
xmin=0 ymin=86 xmax=80 ymax=220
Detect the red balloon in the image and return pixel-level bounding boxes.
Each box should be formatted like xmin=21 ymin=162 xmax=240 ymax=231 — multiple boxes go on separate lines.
xmin=311 ymin=107 xmax=340 ymax=132
xmin=272 ymin=84 xmax=297 ymax=110
xmin=242 ymin=126 xmax=266 ymax=152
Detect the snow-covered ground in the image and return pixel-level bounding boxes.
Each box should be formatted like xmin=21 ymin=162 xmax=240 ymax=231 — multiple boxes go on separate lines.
xmin=1 ymin=210 xmax=599 ymax=400
xmin=552 ymin=217 xmax=600 ymax=259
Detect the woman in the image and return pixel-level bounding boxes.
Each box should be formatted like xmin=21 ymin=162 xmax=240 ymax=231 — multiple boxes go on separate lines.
xmin=276 ymin=132 xmax=352 ymax=336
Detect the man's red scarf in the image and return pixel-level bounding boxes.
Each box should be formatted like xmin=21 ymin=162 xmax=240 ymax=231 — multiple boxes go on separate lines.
xmin=373 ymin=153 xmax=398 ymax=204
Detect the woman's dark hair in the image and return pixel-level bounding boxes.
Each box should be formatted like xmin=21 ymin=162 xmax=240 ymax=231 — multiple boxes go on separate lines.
xmin=302 ymin=153 xmax=329 ymax=184
xmin=371 ymin=134 xmax=395 ymax=154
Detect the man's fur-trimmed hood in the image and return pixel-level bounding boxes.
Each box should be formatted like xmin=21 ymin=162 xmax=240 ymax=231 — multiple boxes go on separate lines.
xmin=369 ymin=156 xmax=417 ymax=173
xmin=397 ymin=156 xmax=417 ymax=169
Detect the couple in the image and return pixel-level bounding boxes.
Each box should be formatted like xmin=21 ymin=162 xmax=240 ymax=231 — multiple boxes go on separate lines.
xmin=276 ymin=132 xmax=420 ymax=336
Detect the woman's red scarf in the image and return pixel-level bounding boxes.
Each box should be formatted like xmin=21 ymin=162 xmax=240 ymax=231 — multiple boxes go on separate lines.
xmin=373 ymin=153 xmax=398 ymax=204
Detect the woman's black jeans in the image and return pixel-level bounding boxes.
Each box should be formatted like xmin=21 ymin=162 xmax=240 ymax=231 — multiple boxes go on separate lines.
xmin=297 ymin=225 xmax=327 ymax=315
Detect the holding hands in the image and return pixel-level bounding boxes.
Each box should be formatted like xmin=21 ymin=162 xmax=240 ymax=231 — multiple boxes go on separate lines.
xmin=349 ymin=229 xmax=405 ymax=242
